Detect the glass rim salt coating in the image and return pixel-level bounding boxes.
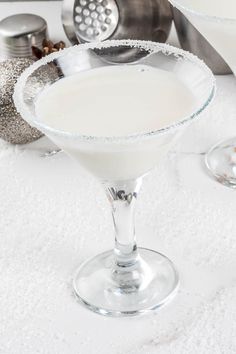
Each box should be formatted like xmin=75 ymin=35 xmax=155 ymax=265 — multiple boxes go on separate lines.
xmin=13 ymin=39 xmax=216 ymax=144
xmin=169 ymin=0 xmax=236 ymax=24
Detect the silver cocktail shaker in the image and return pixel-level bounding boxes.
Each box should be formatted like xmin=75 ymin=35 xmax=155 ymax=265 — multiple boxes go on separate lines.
xmin=62 ymin=0 xmax=172 ymax=44
xmin=0 ymin=13 xmax=48 ymax=59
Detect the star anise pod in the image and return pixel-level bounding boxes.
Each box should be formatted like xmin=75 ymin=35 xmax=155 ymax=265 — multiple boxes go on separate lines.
xmin=32 ymin=39 xmax=66 ymax=60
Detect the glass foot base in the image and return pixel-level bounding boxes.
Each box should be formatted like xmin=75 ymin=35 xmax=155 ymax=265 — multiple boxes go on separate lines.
xmin=205 ymin=137 xmax=236 ymax=188
xmin=73 ymin=248 xmax=179 ymax=317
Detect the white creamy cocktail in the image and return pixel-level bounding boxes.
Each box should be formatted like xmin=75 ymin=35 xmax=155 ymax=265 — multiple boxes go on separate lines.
xmin=176 ymin=0 xmax=236 ymax=73
xmin=36 ymin=65 xmax=196 ymax=180
xmin=14 ymin=40 xmax=215 ymax=316
xmin=170 ymin=0 xmax=236 ymax=187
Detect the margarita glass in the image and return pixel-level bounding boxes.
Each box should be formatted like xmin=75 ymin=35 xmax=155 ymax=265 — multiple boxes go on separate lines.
xmin=169 ymin=0 xmax=236 ymax=187
xmin=14 ymin=40 xmax=215 ymax=316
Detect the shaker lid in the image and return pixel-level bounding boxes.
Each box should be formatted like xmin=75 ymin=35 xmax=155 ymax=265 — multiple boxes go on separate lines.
xmin=0 ymin=13 xmax=48 ymax=59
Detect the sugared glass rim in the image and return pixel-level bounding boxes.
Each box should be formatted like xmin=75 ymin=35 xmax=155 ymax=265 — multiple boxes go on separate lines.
xmin=14 ymin=39 xmax=215 ymax=144
xmin=169 ymin=0 xmax=236 ymax=24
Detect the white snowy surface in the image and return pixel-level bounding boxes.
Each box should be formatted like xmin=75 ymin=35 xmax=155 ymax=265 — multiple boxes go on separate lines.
xmin=1 ymin=2 xmax=236 ymax=353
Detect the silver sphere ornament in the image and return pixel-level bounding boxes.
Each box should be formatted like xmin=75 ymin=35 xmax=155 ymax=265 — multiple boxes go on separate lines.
xmin=0 ymin=58 xmax=43 ymax=144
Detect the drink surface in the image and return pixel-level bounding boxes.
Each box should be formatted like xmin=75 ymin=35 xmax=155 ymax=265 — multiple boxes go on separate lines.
xmin=36 ymin=65 xmax=195 ymax=138
xmin=180 ymin=0 xmax=236 ymax=18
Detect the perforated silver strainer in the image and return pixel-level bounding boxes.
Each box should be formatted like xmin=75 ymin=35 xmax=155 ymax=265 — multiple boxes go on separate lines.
xmin=62 ymin=0 xmax=172 ymax=45
xmin=74 ymin=0 xmax=118 ymax=42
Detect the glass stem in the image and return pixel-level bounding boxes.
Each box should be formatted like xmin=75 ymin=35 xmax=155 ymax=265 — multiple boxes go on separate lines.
xmin=103 ymin=178 xmax=144 ymax=289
